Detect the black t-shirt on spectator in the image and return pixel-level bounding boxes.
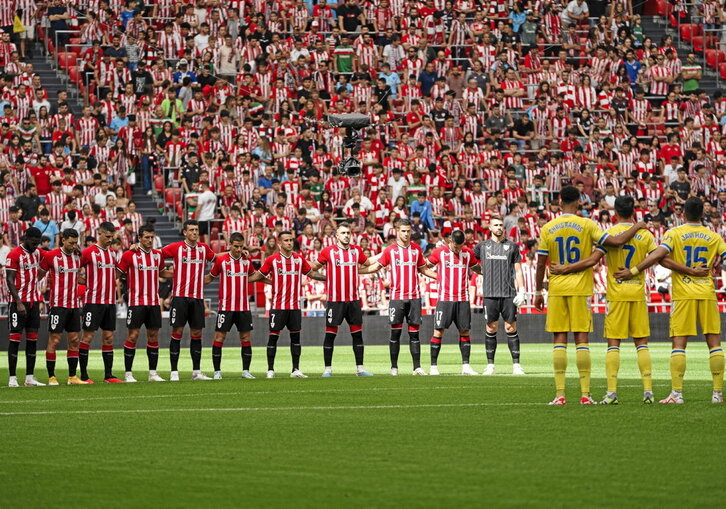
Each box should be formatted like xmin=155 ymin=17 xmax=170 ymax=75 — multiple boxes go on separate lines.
xmin=181 ymin=165 xmax=201 ymax=187
xmin=337 ymin=4 xmax=362 ymax=32
xmin=670 ymin=180 xmax=690 ymax=200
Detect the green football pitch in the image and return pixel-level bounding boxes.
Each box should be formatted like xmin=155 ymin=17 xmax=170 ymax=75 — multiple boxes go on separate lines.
xmin=1 ymin=343 xmax=724 ymax=507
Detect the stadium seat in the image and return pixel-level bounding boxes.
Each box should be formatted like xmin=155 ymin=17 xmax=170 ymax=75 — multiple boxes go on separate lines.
xmin=210 ymin=240 xmax=225 ymax=253
xmin=69 ymin=37 xmax=82 ymax=55
xmin=706 ymin=35 xmax=720 ymax=49
xmin=68 ymin=66 xmax=80 ymax=85
xmin=692 ymin=36 xmax=705 ymax=52
xmin=154 ymin=175 xmax=164 ymax=194
xmin=680 ymin=24 xmax=701 ymax=42
xmin=655 ymin=0 xmax=667 ymax=15
xmin=706 ymin=50 xmax=726 ymax=69
xmin=719 ymin=62 xmax=726 ymax=79
xmin=57 ymin=52 xmax=75 ymax=70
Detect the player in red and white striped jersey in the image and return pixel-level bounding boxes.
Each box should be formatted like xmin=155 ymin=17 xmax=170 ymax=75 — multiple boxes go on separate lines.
xmin=116 ymin=225 xmax=167 ymax=383
xmin=308 ymin=222 xmax=376 ymax=376
xmin=362 ymin=219 xmax=437 ymax=375
xmin=5 ymin=227 xmax=44 ymax=387
xmin=161 ymin=220 xmax=216 ymax=381
xmin=79 ymin=222 xmax=121 ymax=384
xmin=256 ymin=231 xmax=324 ymax=378
xmin=426 ymin=230 xmax=481 ymax=375
xmin=39 ymin=229 xmax=86 ymax=385
xmin=205 ymin=232 xmax=266 ymax=380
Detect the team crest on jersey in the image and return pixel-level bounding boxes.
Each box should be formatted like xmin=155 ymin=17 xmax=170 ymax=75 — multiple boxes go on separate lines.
xmin=504 ymin=244 xmax=510 ymax=251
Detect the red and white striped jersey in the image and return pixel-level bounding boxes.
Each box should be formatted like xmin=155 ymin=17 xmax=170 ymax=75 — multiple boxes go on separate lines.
xmin=259 ymin=252 xmax=312 ymax=310
xmin=80 ymin=245 xmax=117 ymax=305
xmin=209 ymin=253 xmax=255 ymax=312
xmin=76 ymin=117 xmax=99 ymax=147
xmin=116 ymin=248 xmax=164 ymax=307
xmin=41 ymin=248 xmax=82 ymax=309
xmin=648 ymin=65 xmax=670 ymax=96
xmin=378 ymin=242 xmax=425 ymax=300
xmin=427 ymin=245 xmax=477 ymax=302
xmin=162 ymin=241 xmax=215 ymax=299
xmin=317 ymin=244 xmax=367 ymax=302
xmin=5 ymin=245 xmax=43 ymax=303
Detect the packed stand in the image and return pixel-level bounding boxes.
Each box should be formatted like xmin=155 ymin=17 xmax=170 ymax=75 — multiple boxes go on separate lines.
xmin=0 ymin=0 xmax=725 ymax=314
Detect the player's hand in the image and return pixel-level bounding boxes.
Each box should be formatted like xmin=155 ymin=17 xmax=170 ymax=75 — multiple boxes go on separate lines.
xmin=513 ymin=290 xmax=526 ymax=307
xmin=533 ymin=294 xmax=544 ymax=311
xmin=634 ymin=221 xmax=648 ymax=231
xmin=15 ymin=302 xmax=26 ymax=315
xmin=613 ymin=266 xmax=633 ymax=281
xmin=130 ymin=243 xmax=140 ymax=251
xmin=548 ymin=263 xmax=566 ymax=275
xmin=692 ymin=264 xmax=710 ymax=277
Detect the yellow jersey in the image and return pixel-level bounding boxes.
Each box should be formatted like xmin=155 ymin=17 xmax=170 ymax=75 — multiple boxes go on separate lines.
xmin=595 ymin=223 xmax=657 ymax=302
xmin=660 ymin=223 xmax=726 ymax=300
xmin=538 ymin=214 xmax=608 ymax=296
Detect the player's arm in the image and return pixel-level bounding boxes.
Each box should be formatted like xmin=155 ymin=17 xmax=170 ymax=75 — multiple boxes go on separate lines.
xmin=358 ymin=261 xmax=382 ymax=274
xmin=659 ymin=256 xmax=710 ymax=277
xmin=550 ymin=249 xmax=604 ymax=275
xmin=304 ymin=270 xmax=326 ymax=281
xmin=308 ymin=259 xmax=323 ymax=271
xmin=5 ymin=267 xmax=25 ymax=314
xmin=250 ymin=271 xmax=272 ymax=284
xmin=533 ymin=253 xmax=547 ymax=310
xmin=613 ymin=246 xmax=668 ymax=281
xmin=470 ymin=264 xmax=482 ymax=274
xmin=601 ymin=221 xmax=648 ymax=247
xmin=160 ymin=266 xmax=174 ymax=278
xmin=417 ymin=265 xmax=438 ymax=279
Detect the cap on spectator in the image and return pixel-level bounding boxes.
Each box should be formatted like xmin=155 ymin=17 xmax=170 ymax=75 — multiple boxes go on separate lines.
xmin=177 ymin=58 xmax=189 ymax=67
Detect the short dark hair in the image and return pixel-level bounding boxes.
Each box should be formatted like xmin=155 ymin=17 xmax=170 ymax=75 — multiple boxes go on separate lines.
xmin=98 ymin=221 xmax=116 ymax=233
xmin=451 ymin=230 xmax=465 ymax=245
xmin=24 ymin=226 xmax=42 ymax=240
xmin=560 ymin=185 xmax=580 ymax=204
xmin=337 ymin=221 xmax=351 ymax=230
xmin=397 ymin=218 xmax=411 ymax=227
xmin=684 ymin=196 xmax=704 ymax=222
xmin=61 ymin=229 xmax=79 ymax=240
xmin=183 ymin=219 xmax=199 ymax=230
xmin=614 ymin=196 xmax=635 ymax=220
xmin=137 ymin=224 xmax=155 ymax=238
xmin=229 ymin=232 xmax=244 ymax=244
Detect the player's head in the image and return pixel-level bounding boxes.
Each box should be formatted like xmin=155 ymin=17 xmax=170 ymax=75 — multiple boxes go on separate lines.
xmin=22 ymin=226 xmax=42 ymax=252
xmin=229 ymin=232 xmax=245 ymax=258
xmin=336 ymin=221 xmax=351 ymax=247
xmin=137 ymin=224 xmax=155 ymax=250
xmin=183 ymin=220 xmax=199 ymax=243
xmin=559 ymin=185 xmax=580 ymax=207
xmin=450 ymin=229 xmax=465 ymax=251
xmin=97 ymin=222 xmax=116 ymax=248
xmin=279 ymin=230 xmax=295 ymax=254
xmin=684 ymin=196 xmax=704 ymax=222
xmin=489 ymin=215 xmax=504 ymax=239
xmin=60 ymin=228 xmax=79 ymax=252
xmin=613 ymin=196 xmax=635 ymax=221
xmin=396 ymin=218 xmax=411 ymax=245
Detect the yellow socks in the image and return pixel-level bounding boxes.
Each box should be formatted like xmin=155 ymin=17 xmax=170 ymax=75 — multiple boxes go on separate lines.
xmin=670 ymin=349 xmax=686 ymax=392
xmin=605 ymin=346 xmax=620 ymax=393
xmin=553 ymin=344 xmax=567 ymax=397
xmin=709 ymin=347 xmax=724 ymax=392
xmin=575 ymin=344 xmax=591 ymax=396
xmin=636 ymin=345 xmax=653 ymax=392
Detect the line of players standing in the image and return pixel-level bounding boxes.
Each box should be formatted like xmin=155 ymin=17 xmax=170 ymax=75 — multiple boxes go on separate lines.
xmin=5 ymin=215 xmax=527 ymax=386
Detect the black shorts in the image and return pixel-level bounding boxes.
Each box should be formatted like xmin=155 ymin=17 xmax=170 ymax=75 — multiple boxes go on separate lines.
xmin=388 ymin=299 xmax=422 ymax=326
xmin=326 ymin=301 xmax=363 ymax=327
xmin=434 ymin=301 xmax=471 ymax=331
xmin=82 ymin=303 xmax=117 ymax=332
xmin=9 ymin=301 xmax=41 ymax=333
xmin=170 ymin=297 xmax=205 ymax=329
xmin=127 ymin=305 xmax=162 ymax=330
xmin=215 ymin=310 xmax=253 ymax=333
xmin=48 ymin=307 xmax=81 ymax=333
xmin=484 ymin=297 xmax=517 ymax=323
xmin=198 ymin=221 xmax=210 ymax=236
xmin=269 ymin=309 xmax=302 ymax=332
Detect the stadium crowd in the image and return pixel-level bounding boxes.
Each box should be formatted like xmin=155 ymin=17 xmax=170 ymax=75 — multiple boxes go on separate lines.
xmin=0 ymin=0 xmax=725 ymax=315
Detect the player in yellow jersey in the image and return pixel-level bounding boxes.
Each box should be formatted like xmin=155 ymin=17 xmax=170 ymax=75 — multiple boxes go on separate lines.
xmin=549 ymin=196 xmax=704 ymax=404
xmin=615 ymin=197 xmax=726 ymax=404
xmin=534 ymin=186 xmax=647 ymax=406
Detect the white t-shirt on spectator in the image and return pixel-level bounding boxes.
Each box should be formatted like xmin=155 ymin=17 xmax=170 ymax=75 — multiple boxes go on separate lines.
xmin=561 ymin=0 xmax=588 ymax=25
xmin=196 ymin=189 xmax=217 ymax=221
xmin=94 ymin=191 xmax=116 ymax=207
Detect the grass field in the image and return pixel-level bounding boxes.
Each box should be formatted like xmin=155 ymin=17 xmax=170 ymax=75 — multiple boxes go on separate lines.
xmin=1 ymin=342 xmax=725 ymax=508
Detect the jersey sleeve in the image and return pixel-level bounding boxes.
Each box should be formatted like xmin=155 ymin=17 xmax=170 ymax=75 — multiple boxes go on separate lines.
xmin=428 ymin=246 xmax=441 ymax=265
xmin=203 ymin=243 xmax=215 ymax=260
xmin=39 ymin=251 xmax=52 ymax=271
xmin=511 ymin=243 xmax=522 ymax=264
xmin=317 ymin=246 xmax=330 ymax=265
xmin=646 ymin=231 xmax=658 ymax=254
xmin=79 ymin=247 xmax=92 ymax=267
xmin=5 ymin=249 xmax=18 ymax=271
xmin=466 ymin=248 xmax=478 ymax=266
xmin=258 ymin=255 xmax=274 ymax=275
xmin=660 ymin=229 xmax=675 ymax=252
xmin=589 ymin=221 xmax=608 ymax=246
xmin=209 ymin=256 xmax=223 ymax=277
xmin=116 ymin=250 xmax=132 ymax=272
xmin=378 ymin=246 xmax=391 ymax=266
xmin=537 ymin=228 xmax=550 ymax=257
xmin=357 ymin=246 xmax=368 ymax=265
xmin=161 ymin=243 xmax=175 ymax=260
xmin=717 ymin=237 xmax=726 ymax=259
xmin=300 ymin=256 xmax=312 ymax=274
xmin=416 ymin=248 xmax=426 ymax=267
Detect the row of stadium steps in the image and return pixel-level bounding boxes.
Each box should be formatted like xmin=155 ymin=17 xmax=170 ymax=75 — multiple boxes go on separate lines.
xmin=642 ymin=15 xmax=721 ymax=94
xmin=34 ymin=51 xmax=223 ymax=303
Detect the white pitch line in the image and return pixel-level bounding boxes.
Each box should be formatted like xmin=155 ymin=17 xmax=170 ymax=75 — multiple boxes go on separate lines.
xmin=0 ymin=385 xmax=479 ymax=405
xmin=0 ymin=402 xmax=547 ymax=416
